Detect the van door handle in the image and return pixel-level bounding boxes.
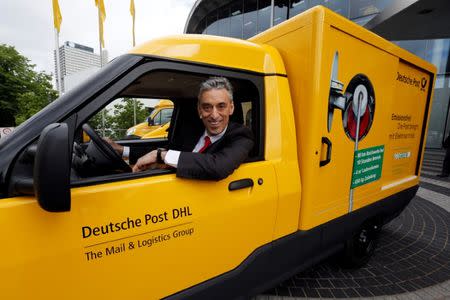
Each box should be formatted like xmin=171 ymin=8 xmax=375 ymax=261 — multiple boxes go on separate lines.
xmin=228 ymin=178 xmax=254 ymax=191
xmin=320 ymin=137 xmax=332 ymax=167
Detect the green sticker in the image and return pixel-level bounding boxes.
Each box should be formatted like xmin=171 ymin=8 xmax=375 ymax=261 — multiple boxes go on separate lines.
xmin=351 ymin=145 xmax=384 ymax=189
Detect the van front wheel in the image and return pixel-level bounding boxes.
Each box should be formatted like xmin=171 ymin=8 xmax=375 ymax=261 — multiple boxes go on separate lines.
xmin=341 ymin=223 xmax=380 ymax=268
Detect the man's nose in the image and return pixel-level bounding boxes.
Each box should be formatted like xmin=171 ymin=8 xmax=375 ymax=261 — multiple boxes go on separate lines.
xmin=211 ymin=107 xmax=219 ymax=118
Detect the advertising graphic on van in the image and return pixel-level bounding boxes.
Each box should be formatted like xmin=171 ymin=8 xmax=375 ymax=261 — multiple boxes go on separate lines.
xmin=84 ymin=225 xmax=195 ymax=262
xmin=389 ymin=114 xmax=419 ymax=140
xmin=396 ymin=72 xmax=428 ymax=92
xmin=343 ymin=74 xmax=375 ymax=142
xmin=82 ymin=206 xmax=193 ymax=239
xmin=351 ymin=145 xmax=385 ymax=188
xmin=83 ymin=207 xmax=194 ymax=262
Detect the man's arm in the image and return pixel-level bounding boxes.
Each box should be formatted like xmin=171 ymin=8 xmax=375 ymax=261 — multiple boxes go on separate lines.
xmin=176 ymin=126 xmax=254 ymax=180
xmin=105 ymin=138 xmax=152 ymax=164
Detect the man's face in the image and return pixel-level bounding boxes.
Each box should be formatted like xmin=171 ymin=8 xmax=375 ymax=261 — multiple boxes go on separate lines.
xmin=198 ymin=88 xmax=234 ymax=135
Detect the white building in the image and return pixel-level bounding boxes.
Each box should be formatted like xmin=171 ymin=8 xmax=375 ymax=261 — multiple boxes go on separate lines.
xmin=54 ymin=41 xmax=108 ymax=93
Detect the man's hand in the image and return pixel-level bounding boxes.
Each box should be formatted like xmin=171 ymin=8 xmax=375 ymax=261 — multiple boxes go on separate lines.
xmin=132 ymin=150 xmax=168 ymax=172
xmin=133 ymin=150 xmax=157 ymax=172
xmin=104 ymin=138 xmax=124 ymax=156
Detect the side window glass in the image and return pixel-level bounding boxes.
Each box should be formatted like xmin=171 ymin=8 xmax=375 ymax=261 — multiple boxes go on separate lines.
xmin=88 ymin=97 xmax=151 ymax=140
xmin=241 ymin=101 xmax=252 ymax=129
xmin=152 ymin=111 xmax=162 ymax=126
xmin=161 ymin=108 xmax=173 ymax=125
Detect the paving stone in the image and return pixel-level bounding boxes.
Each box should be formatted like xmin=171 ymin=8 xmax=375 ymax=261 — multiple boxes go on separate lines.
xmin=275 ymin=287 xmax=291 ymax=297
xmin=342 ymin=288 xmax=359 ymax=297
xmin=289 ymin=288 xmax=305 ymax=297
xmin=394 ymin=293 xmax=422 ymax=300
xmin=261 ymin=151 xmax=450 ymax=299
xmin=317 ymin=288 xmax=334 ymax=298
xmin=303 ymin=288 xmax=319 ymax=298
xmin=330 ymin=289 xmax=347 ymax=298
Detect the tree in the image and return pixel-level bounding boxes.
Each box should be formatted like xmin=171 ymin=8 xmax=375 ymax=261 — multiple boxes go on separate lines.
xmin=109 ymin=98 xmax=148 ymax=138
xmin=88 ymin=107 xmax=115 ymax=137
xmin=86 ymin=98 xmax=149 ymax=139
xmin=0 ymin=44 xmax=58 ymax=126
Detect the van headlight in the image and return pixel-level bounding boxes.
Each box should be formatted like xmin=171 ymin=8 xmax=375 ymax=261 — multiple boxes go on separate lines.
xmin=127 ymin=128 xmax=136 ymax=136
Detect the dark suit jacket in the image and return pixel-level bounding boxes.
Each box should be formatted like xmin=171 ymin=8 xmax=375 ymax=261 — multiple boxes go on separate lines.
xmin=130 ymin=122 xmax=254 ymax=181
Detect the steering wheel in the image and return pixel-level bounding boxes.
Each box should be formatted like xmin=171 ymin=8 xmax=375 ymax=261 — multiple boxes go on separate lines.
xmin=82 ymin=123 xmax=131 ymax=173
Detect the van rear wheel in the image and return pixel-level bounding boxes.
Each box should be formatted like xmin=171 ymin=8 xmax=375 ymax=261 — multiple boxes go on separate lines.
xmin=341 ymin=223 xmax=380 ymax=268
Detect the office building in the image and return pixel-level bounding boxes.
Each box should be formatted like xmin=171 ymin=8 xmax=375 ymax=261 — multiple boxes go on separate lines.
xmin=185 ymin=0 xmax=450 ymax=148
xmin=54 ymin=41 xmax=108 ymax=93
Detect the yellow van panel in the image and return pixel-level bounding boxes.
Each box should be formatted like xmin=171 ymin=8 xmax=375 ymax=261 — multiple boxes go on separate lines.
xmin=129 ymin=34 xmax=287 ymax=75
xmin=264 ymin=76 xmax=302 ymax=240
xmin=0 ymin=162 xmax=278 ymax=299
xmin=252 ymin=6 xmax=435 ymax=230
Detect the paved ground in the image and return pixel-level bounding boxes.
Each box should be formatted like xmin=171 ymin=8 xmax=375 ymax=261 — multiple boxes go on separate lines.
xmin=257 ymin=149 xmax=450 ymax=299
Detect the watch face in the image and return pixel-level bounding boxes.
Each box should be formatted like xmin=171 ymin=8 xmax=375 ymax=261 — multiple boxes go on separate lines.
xmin=342 ymin=74 xmax=375 ymax=142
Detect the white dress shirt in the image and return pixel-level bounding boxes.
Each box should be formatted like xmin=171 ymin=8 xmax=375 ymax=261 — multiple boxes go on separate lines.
xmin=122 ymin=127 xmax=228 ymax=168
xmin=164 ymin=127 xmax=227 ymax=167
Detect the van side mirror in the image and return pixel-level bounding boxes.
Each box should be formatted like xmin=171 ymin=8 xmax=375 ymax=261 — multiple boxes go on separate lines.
xmin=148 ymin=118 xmax=154 ymax=126
xmin=34 ymin=123 xmax=71 ymax=212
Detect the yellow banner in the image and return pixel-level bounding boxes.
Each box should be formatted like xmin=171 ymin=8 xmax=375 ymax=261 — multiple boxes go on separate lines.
xmin=52 ymin=0 xmax=62 ymax=32
xmin=130 ymin=0 xmax=136 ymax=46
xmin=95 ymin=0 xmax=106 ymax=47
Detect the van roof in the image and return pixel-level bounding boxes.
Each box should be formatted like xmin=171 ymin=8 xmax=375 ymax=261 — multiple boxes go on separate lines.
xmin=128 ymin=34 xmax=287 ymax=76
xmin=251 ymin=5 xmax=436 ymax=74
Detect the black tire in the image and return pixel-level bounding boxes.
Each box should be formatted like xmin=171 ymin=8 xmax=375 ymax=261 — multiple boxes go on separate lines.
xmin=341 ymin=223 xmax=380 ymax=268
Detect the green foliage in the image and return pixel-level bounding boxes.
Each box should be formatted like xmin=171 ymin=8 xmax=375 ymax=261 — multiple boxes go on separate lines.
xmin=0 ymin=44 xmax=57 ymax=126
xmin=111 ymin=98 xmax=148 ymax=130
xmin=89 ymin=98 xmax=148 ymax=139
xmin=88 ymin=108 xmax=115 ymax=137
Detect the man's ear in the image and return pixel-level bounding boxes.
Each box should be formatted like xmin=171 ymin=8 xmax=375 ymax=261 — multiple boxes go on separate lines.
xmin=197 ymin=102 xmax=202 ymax=118
xmin=230 ymin=101 xmax=235 ymax=115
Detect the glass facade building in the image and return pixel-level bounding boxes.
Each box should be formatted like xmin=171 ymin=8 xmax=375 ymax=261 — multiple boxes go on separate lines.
xmin=185 ymin=0 xmax=450 ymax=148
xmin=394 ymin=39 xmax=450 ymax=148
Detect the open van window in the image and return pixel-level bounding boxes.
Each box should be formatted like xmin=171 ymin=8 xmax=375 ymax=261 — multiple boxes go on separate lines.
xmin=71 ymin=68 xmax=263 ymax=183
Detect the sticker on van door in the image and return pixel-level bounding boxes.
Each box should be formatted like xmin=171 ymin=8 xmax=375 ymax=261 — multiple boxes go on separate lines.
xmin=351 ymin=145 xmax=384 ymax=189
xmin=82 ymin=206 xmax=194 ymax=262
xmin=342 ymin=74 xmax=375 ymax=142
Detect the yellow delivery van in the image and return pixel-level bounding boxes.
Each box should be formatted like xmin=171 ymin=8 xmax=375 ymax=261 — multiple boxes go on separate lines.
xmin=126 ymin=99 xmax=173 ymax=139
xmin=0 ymin=6 xmax=435 ymax=300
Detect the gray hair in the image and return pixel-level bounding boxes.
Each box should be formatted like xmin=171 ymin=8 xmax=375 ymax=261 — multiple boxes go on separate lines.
xmin=198 ymin=77 xmax=234 ymax=101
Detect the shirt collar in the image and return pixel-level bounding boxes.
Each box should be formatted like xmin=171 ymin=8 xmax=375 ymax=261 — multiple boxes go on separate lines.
xmin=202 ymin=125 xmax=228 ymax=144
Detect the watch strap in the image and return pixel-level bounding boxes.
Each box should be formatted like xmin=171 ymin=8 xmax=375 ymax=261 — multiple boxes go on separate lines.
xmin=157 ymin=148 xmax=164 ymax=164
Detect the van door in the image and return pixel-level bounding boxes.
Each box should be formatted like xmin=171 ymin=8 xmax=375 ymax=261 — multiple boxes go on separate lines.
xmin=312 ymin=26 xmax=398 ymax=228
xmin=0 ymin=63 xmax=277 ymax=299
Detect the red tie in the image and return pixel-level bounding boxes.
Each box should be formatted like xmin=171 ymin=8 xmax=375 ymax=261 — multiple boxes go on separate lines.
xmin=198 ymin=136 xmax=211 ymax=153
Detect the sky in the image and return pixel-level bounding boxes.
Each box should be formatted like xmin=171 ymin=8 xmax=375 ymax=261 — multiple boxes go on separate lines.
xmin=0 ymin=0 xmax=197 ymax=76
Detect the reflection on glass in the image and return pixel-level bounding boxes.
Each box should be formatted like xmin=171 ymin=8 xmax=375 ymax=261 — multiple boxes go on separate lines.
xmin=435 ymin=76 xmax=444 ymax=89
xmin=289 ymin=0 xmax=308 ymax=18
xmin=349 ymin=0 xmax=391 ymax=19
xmin=316 ymin=0 xmax=349 ymax=17
xmin=218 ymin=6 xmax=231 ymax=37
xmin=244 ymin=0 xmax=257 ymax=38
xmin=206 ymin=12 xmax=218 ymax=35
xmin=351 ymin=14 xmax=376 ymax=26
xmin=230 ymin=0 xmax=243 ymax=38
xmin=393 ymin=40 xmax=428 ymax=60
xmin=258 ymin=0 xmax=271 ymax=33
xmin=197 ymin=18 xmax=206 ymax=34
xmin=426 ymin=75 xmax=450 ymax=148
xmin=426 ymin=39 xmax=450 ymax=74
xmin=274 ymin=0 xmax=289 ymax=25
xmin=310 ymin=0 xmax=324 ymax=6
